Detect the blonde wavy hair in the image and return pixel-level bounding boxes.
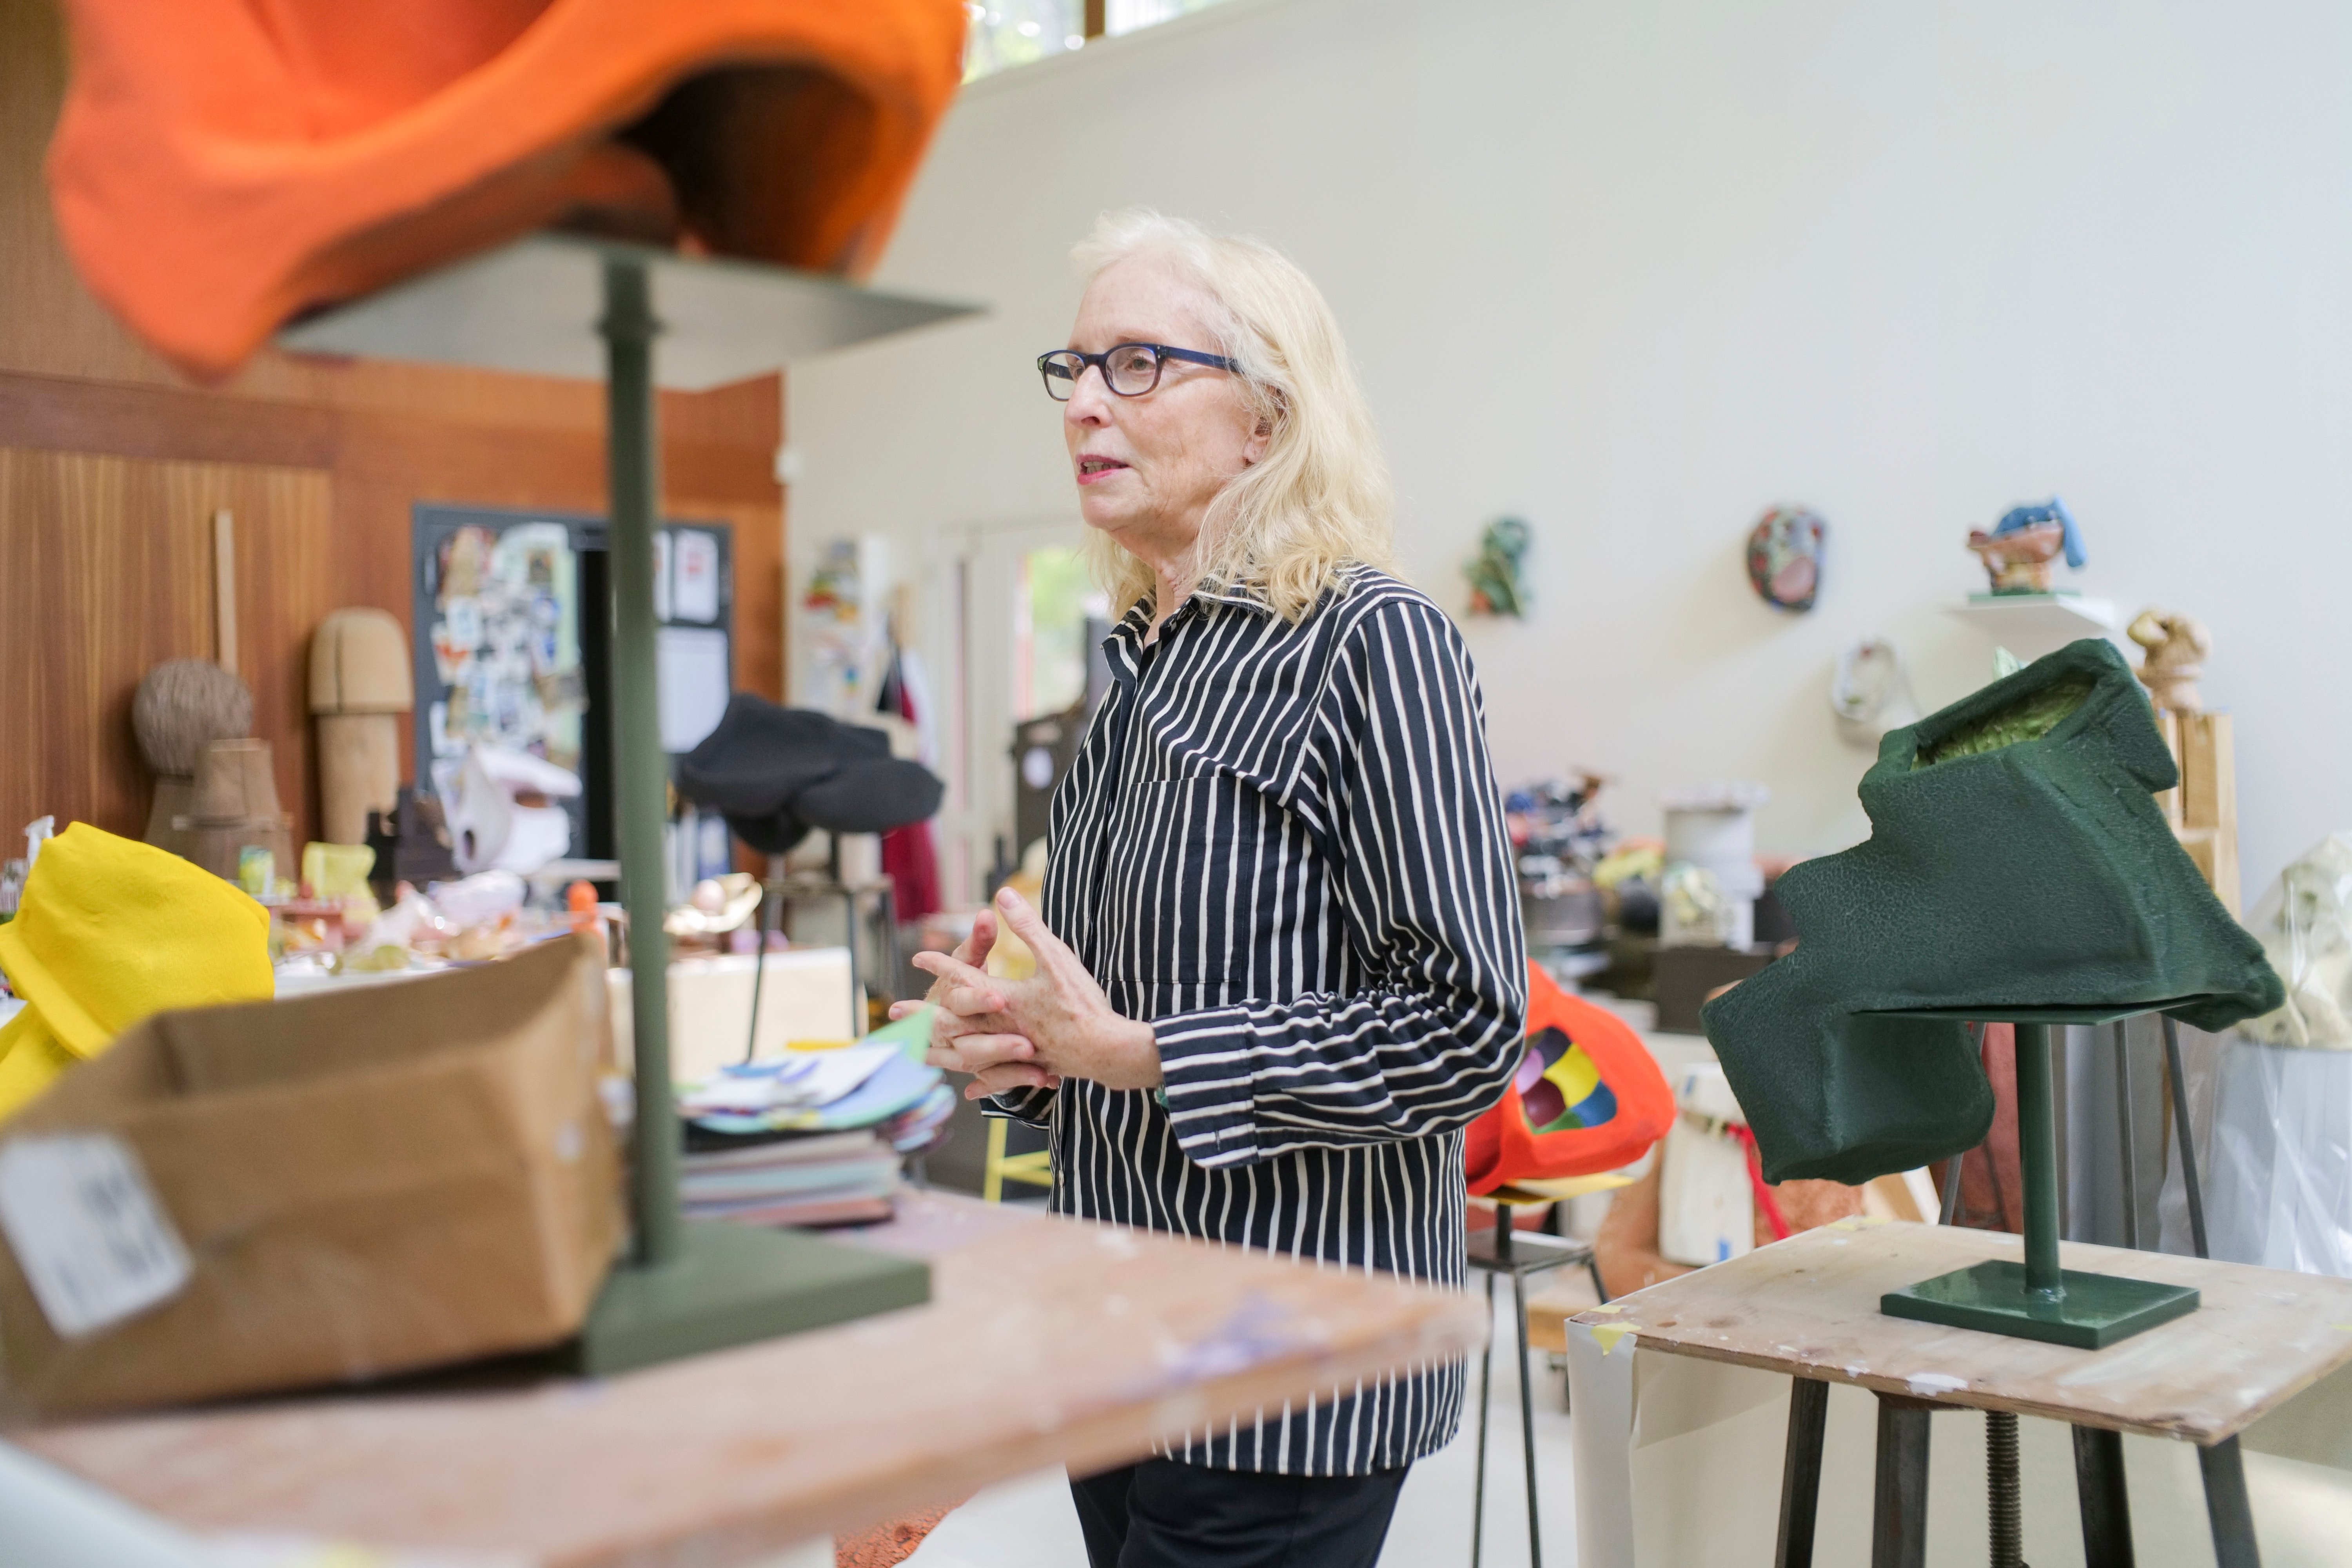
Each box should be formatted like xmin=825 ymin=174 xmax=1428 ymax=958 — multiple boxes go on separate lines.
xmin=1071 ymin=211 xmax=1397 ymax=622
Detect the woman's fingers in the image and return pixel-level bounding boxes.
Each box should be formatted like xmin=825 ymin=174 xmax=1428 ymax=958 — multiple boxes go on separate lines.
xmin=965 ymin=1062 xmax=1058 ymax=1099
xmin=911 ymin=949 xmax=1005 ymax=1014
xmin=953 ymin=907 xmax=999 ymax=968
xmin=926 ymin=1033 xmax=1035 ymax=1075
xmin=992 ymin=888 xmax=1073 ymax=976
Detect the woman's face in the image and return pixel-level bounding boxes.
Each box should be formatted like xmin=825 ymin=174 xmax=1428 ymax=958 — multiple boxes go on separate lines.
xmin=1062 ymin=256 xmax=1266 ymax=563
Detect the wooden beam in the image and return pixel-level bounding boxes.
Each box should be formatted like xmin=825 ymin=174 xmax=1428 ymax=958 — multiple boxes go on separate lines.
xmin=1085 ymin=0 xmax=1107 ymax=39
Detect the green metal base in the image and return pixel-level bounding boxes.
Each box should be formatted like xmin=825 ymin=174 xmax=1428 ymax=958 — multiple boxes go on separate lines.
xmin=568 ymin=1220 xmax=930 ymax=1377
xmin=1882 ymin=1259 xmax=2198 ymax=1349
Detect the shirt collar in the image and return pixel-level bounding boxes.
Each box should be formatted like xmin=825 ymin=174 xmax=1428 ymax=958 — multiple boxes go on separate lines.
xmin=1102 ymin=581 xmax=1273 ymax=677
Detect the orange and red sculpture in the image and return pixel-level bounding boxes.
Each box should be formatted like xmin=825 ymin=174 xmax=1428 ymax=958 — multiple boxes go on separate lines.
xmin=46 ymin=0 xmax=966 ymax=378
xmin=1465 ymin=963 xmax=1673 ymax=1195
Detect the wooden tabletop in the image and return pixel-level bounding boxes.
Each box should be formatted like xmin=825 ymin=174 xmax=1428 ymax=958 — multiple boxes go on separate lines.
xmin=1570 ymin=1219 xmax=2352 ymax=1443
xmin=11 ymin=1193 xmax=1485 ymax=1567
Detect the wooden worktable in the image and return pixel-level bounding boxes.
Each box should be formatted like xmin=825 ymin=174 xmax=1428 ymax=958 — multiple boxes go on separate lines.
xmin=11 ymin=1193 xmax=1485 ymax=1566
xmin=1569 ymin=1218 xmax=2352 ymax=1441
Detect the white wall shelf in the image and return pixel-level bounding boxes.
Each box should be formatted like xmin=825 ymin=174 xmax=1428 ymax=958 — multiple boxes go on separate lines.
xmin=1945 ymin=594 xmax=2117 ymax=660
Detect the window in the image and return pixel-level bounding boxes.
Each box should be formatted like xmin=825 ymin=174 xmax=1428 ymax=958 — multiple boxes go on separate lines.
xmin=963 ymin=0 xmax=1085 ymax=81
xmin=1105 ymin=0 xmax=1233 ymax=34
xmin=1013 ymin=546 xmax=1107 ymax=720
xmin=962 ymin=0 xmax=1239 ymax=81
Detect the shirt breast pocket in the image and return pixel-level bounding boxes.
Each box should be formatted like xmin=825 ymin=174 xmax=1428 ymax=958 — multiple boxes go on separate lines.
xmin=1110 ymin=774 xmax=1314 ymax=990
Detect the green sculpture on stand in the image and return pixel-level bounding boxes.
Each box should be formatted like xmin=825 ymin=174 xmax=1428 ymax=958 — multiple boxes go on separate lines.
xmin=1707 ymin=637 xmax=2282 ymax=1347
xmin=1703 ymin=637 xmax=2279 ymax=1189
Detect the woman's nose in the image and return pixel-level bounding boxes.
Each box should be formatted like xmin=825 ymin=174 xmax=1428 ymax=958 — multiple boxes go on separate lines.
xmin=1063 ymin=362 xmax=1114 ymax=423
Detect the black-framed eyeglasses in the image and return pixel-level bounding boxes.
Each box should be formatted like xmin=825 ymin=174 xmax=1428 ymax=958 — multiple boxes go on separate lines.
xmin=1037 ymin=343 xmax=1239 ymax=401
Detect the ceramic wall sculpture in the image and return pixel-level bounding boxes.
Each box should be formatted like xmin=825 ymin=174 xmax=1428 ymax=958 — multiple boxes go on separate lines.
xmin=46 ymin=0 xmax=966 ymax=377
xmin=1701 ymin=638 xmax=2281 ymax=1185
xmin=1745 ymin=506 xmax=1827 ymax=612
xmin=1968 ymin=496 xmax=2085 ymax=594
xmin=1464 ymin=517 xmax=1530 ymax=618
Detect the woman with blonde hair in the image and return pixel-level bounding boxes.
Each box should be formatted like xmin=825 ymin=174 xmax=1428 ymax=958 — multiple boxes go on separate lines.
xmin=900 ymin=211 xmax=1525 ymax=1566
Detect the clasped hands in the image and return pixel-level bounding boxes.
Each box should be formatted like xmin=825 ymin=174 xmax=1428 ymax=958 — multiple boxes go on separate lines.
xmin=891 ymin=887 xmax=1163 ymax=1102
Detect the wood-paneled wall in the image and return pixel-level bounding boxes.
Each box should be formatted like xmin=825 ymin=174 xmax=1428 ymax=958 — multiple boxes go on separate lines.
xmin=0 ymin=0 xmax=786 ymax=851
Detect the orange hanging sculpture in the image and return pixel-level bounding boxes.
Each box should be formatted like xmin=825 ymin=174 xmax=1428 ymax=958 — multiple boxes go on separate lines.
xmin=46 ymin=0 xmax=966 ymax=379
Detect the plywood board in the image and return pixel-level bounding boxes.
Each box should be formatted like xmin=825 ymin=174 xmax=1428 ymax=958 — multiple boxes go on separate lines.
xmin=16 ymin=1196 xmax=1486 ymax=1567
xmin=1570 ymin=1220 xmax=2352 ymax=1443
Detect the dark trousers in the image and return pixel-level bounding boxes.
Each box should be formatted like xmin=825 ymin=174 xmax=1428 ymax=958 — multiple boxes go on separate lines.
xmin=1070 ymin=1457 xmax=1410 ymax=1568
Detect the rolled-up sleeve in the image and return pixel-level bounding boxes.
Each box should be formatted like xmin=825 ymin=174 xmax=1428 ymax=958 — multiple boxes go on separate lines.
xmin=1153 ymin=596 xmax=1526 ymax=1169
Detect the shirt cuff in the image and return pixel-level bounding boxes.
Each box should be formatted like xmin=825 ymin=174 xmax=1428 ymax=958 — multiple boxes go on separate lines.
xmin=985 ymin=1085 xmax=1057 ymax=1128
xmin=1154 ymin=1005 xmax=1262 ymax=1168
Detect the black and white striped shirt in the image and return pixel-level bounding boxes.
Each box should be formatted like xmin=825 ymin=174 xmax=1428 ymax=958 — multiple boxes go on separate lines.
xmin=994 ymin=565 xmax=1526 ymax=1477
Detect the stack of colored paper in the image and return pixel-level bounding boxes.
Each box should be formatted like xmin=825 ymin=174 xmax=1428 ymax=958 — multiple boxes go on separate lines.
xmin=680 ymin=1130 xmax=904 ymax=1229
xmin=674 ymin=1006 xmax=956 ymax=1227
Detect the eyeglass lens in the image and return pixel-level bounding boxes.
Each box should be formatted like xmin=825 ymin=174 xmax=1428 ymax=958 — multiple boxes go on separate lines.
xmin=1040 ymin=345 xmax=1164 ymax=401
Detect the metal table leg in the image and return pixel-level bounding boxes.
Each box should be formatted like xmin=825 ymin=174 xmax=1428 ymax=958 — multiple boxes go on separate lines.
xmin=2200 ymin=1437 xmax=2262 ymax=1568
xmin=1989 ymin=1411 xmax=2025 ymax=1568
xmin=1513 ymin=1267 xmax=1543 ymax=1568
xmin=1471 ymin=1270 xmax=1494 ymax=1568
xmin=1871 ymin=1395 xmax=1933 ymax=1568
xmin=2072 ymin=1425 xmax=2133 ymax=1566
xmin=2162 ymin=1016 xmax=2212 ymax=1259
xmin=1774 ymin=1378 xmax=1828 ymax=1568
xmin=2116 ymin=1022 xmax=2141 ymax=1249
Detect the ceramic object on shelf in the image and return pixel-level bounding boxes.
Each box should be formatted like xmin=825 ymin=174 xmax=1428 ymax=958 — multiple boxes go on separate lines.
xmin=2127 ymin=605 xmax=2212 ymax=713
xmin=1968 ymin=496 xmax=2085 ymax=594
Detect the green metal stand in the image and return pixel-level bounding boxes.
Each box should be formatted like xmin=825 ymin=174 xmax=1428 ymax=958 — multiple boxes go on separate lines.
xmin=278 ymin=237 xmax=974 ymax=1375
xmin=567 ymin=257 xmax=926 ymax=1373
xmin=1876 ymin=1007 xmax=2198 ymax=1349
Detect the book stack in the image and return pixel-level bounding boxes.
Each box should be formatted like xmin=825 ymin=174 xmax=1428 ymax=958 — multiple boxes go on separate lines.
xmin=675 ymin=1005 xmax=956 ymax=1229
xmin=680 ymin=1131 xmax=905 ymax=1229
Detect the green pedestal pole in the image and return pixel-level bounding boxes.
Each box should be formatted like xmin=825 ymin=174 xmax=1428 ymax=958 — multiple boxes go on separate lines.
xmin=568 ymin=258 xmax=927 ymax=1376
xmin=1877 ymin=1007 xmax=2199 ymax=1350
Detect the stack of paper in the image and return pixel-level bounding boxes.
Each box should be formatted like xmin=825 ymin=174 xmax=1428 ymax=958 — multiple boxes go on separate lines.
xmin=680 ymin=1131 xmax=904 ymax=1229
xmin=675 ymin=1006 xmax=957 ymax=1228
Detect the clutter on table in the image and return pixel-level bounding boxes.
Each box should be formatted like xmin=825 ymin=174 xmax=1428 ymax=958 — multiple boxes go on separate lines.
xmin=1509 ymin=773 xmax=1612 ymax=949
xmin=675 ymin=1005 xmax=953 ymax=1229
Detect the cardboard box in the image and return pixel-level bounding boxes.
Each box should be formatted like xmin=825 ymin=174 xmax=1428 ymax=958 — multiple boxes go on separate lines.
xmin=0 ymin=935 xmax=621 ymax=1418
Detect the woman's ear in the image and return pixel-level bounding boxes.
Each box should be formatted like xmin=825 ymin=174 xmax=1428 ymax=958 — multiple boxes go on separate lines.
xmin=1243 ymin=416 xmax=1273 ymax=466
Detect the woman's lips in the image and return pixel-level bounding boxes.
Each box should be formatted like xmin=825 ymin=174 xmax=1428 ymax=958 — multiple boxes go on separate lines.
xmin=1077 ymin=456 xmax=1128 ymax=485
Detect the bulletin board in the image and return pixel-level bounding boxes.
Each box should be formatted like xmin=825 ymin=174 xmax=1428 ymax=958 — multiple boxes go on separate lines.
xmin=410 ymin=504 xmax=733 ymax=863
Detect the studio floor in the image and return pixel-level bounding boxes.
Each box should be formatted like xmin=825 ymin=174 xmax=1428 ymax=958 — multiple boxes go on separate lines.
xmin=903 ymin=1278 xmax=1590 ymax=1568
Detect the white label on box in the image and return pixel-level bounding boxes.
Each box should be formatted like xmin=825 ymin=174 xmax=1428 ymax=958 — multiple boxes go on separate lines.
xmin=0 ymin=1134 xmax=192 ymax=1338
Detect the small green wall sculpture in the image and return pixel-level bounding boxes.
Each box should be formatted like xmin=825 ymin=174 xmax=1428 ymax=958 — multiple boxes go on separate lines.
xmin=1702 ymin=639 xmax=2282 ymax=1185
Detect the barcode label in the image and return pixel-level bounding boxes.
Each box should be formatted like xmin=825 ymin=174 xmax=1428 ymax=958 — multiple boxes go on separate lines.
xmin=0 ymin=1134 xmax=192 ymax=1338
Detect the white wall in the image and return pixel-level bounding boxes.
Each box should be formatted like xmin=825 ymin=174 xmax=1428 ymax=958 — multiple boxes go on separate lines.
xmin=788 ymin=0 xmax=2352 ymax=898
